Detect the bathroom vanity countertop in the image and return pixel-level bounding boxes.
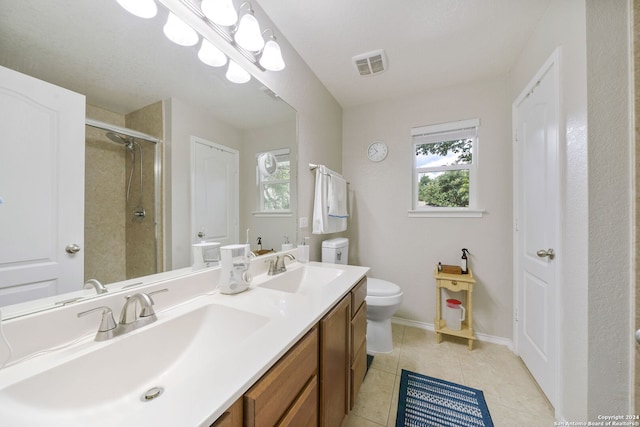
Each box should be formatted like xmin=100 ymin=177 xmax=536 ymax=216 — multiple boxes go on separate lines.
xmin=0 ymin=260 xmax=369 ymax=427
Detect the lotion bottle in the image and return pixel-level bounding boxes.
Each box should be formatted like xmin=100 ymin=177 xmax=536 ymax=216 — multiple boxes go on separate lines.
xmin=461 ymin=248 xmax=470 ymax=274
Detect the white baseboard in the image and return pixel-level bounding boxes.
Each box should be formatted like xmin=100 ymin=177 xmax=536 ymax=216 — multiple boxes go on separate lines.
xmin=391 ymin=316 xmax=514 ymax=351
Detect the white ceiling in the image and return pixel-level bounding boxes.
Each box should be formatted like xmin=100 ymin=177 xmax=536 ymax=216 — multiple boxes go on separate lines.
xmin=257 ymin=0 xmax=551 ymax=108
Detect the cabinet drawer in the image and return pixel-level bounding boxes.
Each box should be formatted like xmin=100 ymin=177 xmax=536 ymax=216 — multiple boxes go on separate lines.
xmin=351 ymin=302 xmax=366 ymax=364
xmin=210 ymin=398 xmax=242 ymax=427
xmin=245 ymin=327 xmax=318 ymax=427
xmin=350 ymin=343 xmax=367 ymax=409
xmin=277 ymin=375 xmax=318 ymax=427
xmin=439 ymin=279 xmax=469 ymax=292
xmin=351 ymin=277 xmax=367 ymax=316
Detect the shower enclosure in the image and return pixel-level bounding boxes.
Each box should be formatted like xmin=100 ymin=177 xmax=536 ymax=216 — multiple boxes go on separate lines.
xmin=84 ymin=113 xmax=161 ymax=285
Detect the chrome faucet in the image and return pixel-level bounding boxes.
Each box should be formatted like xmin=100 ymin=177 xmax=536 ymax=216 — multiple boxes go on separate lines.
xmin=83 ymin=279 xmax=108 ymax=294
xmin=77 ymin=289 xmax=168 ymax=341
xmin=118 ymin=289 xmax=168 ymax=332
xmin=267 ymin=253 xmax=296 ymax=275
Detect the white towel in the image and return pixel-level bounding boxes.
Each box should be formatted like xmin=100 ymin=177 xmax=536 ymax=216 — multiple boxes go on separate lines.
xmin=312 ymin=166 xmax=347 ymax=234
xmin=328 ymin=174 xmax=348 ymax=218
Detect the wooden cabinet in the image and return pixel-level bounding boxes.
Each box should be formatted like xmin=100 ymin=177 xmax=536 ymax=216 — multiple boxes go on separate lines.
xmin=214 ymin=276 xmax=368 ymax=426
xmin=320 ymin=276 xmax=368 ymax=425
xmin=434 ymin=269 xmax=476 ymax=350
xmin=244 ymin=327 xmax=319 ymax=427
xmin=319 ymin=294 xmax=351 ymax=427
xmin=350 ymin=278 xmax=367 ymax=409
xmin=210 ymin=397 xmax=243 ymax=427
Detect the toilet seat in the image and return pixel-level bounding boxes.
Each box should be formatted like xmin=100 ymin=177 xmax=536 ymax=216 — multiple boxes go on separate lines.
xmin=367 ymin=278 xmax=401 ymax=297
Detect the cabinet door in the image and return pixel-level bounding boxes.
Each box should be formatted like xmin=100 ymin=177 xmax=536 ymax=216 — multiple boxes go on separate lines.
xmin=245 ymin=327 xmax=318 ymax=427
xmin=350 ymin=302 xmax=367 ymax=408
xmin=320 ymin=294 xmax=351 ymax=427
xmin=210 ymin=397 xmax=242 ymax=427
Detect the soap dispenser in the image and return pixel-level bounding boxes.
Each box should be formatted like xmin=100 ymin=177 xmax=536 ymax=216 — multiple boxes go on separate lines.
xmin=460 ymin=248 xmax=470 ymax=274
xmin=298 ymin=237 xmax=309 ymax=263
xmin=281 ymin=236 xmax=294 ymax=252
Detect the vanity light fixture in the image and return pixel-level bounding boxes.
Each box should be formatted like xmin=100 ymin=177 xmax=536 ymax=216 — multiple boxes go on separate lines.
xmin=233 ymin=2 xmax=264 ymax=52
xmin=198 ymin=39 xmax=228 ymax=67
xmin=226 ymin=59 xmax=251 ymax=83
xmin=163 ymin=11 xmax=199 ymax=46
xmin=116 ymin=0 xmax=158 ymax=18
xmin=200 ymin=0 xmax=237 ymax=27
xmin=113 ymin=0 xmax=286 ymax=84
xmin=259 ymin=30 xmax=285 ymax=71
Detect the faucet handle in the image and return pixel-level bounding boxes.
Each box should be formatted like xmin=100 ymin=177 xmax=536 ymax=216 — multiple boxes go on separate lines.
xmin=140 ymin=289 xmax=168 ymax=317
xmin=77 ymin=306 xmax=117 ymax=341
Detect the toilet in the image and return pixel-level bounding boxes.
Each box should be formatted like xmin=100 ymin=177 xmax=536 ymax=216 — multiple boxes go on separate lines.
xmin=322 ymin=238 xmax=403 ymax=354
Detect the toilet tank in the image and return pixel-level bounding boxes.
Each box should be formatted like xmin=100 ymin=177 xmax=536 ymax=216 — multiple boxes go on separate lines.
xmin=322 ymin=238 xmax=349 ymax=265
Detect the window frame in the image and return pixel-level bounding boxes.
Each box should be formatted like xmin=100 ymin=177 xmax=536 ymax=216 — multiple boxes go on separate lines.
xmin=254 ymin=147 xmax=292 ymax=216
xmin=409 ymin=118 xmax=484 ymax=218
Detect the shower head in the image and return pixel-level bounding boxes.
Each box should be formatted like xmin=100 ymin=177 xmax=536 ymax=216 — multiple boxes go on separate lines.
xmin=106 ymin=131 xmax=134 ymax=149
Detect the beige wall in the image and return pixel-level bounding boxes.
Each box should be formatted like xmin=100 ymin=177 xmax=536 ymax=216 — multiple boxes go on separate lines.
xmin=342 ymin=78 xmax=512 ymax=339
xmin=510 ymin=0 xmax=589 ymax=419
xmin=242 ymin=3 xmax=344 ymax=262
xmin=165 ymin=98 xmax=244 ymax=269
xmin=510 ymin=0 xmax=633 ymax=420
xmin=635 ymin=0 xmax=640 ymax=415
xmin=241 ymin=120 xmax=298 ymax=251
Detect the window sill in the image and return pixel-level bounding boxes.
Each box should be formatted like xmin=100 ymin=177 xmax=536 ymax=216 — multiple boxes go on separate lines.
xmin=253 ymin=211 xmax=293 ymax=218
xmin=408 ymin=208 xmax=485 ymax=218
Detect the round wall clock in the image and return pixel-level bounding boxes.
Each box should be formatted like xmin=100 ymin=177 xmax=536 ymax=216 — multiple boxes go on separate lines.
xmin=367 ymin=141 xmax=388 ymax=162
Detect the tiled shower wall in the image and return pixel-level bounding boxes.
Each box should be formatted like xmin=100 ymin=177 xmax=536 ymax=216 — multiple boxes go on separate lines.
xmin=125 ymin=102 xmax=164 ymax=279
xmin=84 ymin=102 xmax=163 ymax=285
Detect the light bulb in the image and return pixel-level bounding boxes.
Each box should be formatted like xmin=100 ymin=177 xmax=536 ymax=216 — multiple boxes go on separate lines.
xmin=226 ymin=60 xmax=251 ymax=84
xmin=116 ymin=0 xmax=157 ymax=18
xmin=259 ymin=39 xmax=285 ymax=71
xmin=198 ymin=39 xmax=228 ymax=67
xmin=234 ymin=13 xmax=264 ymax=52
xmin=201 ymin=0 xmax=238 ymax=26
xmin=163 ymin=12 xmax=199 ymax=47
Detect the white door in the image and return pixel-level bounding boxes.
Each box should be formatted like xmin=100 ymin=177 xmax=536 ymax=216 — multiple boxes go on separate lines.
xmin=0 ymin=66 xmax=85 ymax=306
xmin=513 ymin=52 xmax=560 ymax=408
xmin=191 ymin=137 xmax=239 ymax=250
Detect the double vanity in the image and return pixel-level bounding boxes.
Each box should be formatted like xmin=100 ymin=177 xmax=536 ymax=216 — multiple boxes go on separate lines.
xmin=0 ymin=251 xmax=369 ymax=426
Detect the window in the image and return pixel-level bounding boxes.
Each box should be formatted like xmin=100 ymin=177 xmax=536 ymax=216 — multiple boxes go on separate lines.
xmin=410 ymin=118 xmax=483 ymax=218
xmin=257 ymin=148 xmax=291 ymax=213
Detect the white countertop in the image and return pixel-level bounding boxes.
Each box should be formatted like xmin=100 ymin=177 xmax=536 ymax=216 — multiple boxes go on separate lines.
xmin=0 ymin=261 xmax=369 ymax=426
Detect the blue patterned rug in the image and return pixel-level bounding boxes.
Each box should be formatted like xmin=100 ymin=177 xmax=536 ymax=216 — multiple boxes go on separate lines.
xmin=396 ymin=370 xmax=494 ymax=427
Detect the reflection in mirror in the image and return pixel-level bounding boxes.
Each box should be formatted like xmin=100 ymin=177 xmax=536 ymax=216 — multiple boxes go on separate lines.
xmin=0 ymin=0 xmax=297 ymax=318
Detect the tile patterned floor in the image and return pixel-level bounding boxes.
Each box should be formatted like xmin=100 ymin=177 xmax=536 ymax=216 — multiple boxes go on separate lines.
xmin=346 ymin=324 xmax=556 ymax=427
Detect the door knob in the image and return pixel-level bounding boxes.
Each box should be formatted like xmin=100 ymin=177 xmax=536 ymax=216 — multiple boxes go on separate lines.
xmin=65 ymin=244 xmax=81 ymax=254
xmin=636 ymin=329 xmax=640 ymax=345
xmin=536 ymin=248 xmax=555 ymax=260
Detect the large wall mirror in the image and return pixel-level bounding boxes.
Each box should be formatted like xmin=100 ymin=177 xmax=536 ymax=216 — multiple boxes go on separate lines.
xmin=0 ymin=0 xmax=297 ymax=317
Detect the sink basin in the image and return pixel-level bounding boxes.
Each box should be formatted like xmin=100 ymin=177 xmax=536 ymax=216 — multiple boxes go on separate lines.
xmin=0 ymin=303 xmax=268 ymax=421
xmin=258 ymin=265 xmax=344 ymax=293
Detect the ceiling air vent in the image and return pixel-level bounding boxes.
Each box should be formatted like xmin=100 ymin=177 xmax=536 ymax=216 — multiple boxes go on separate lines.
xmin=352 ymin=49 xmax=388 ymax=76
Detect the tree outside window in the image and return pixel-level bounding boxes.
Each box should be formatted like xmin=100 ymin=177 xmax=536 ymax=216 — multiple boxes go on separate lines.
xmin=411 ymin=118 xmax=479 ymax=214
xmin=416 ymin=139 xmax=472 ymax=208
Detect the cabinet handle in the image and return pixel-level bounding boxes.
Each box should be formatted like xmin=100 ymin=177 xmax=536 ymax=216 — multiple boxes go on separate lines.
xmin=451 ymin=280 xmax=457 ymax=285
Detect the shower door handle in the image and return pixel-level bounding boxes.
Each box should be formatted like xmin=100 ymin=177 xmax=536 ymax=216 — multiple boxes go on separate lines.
xmin=65 ymin=244 xmax=81 ymax=254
